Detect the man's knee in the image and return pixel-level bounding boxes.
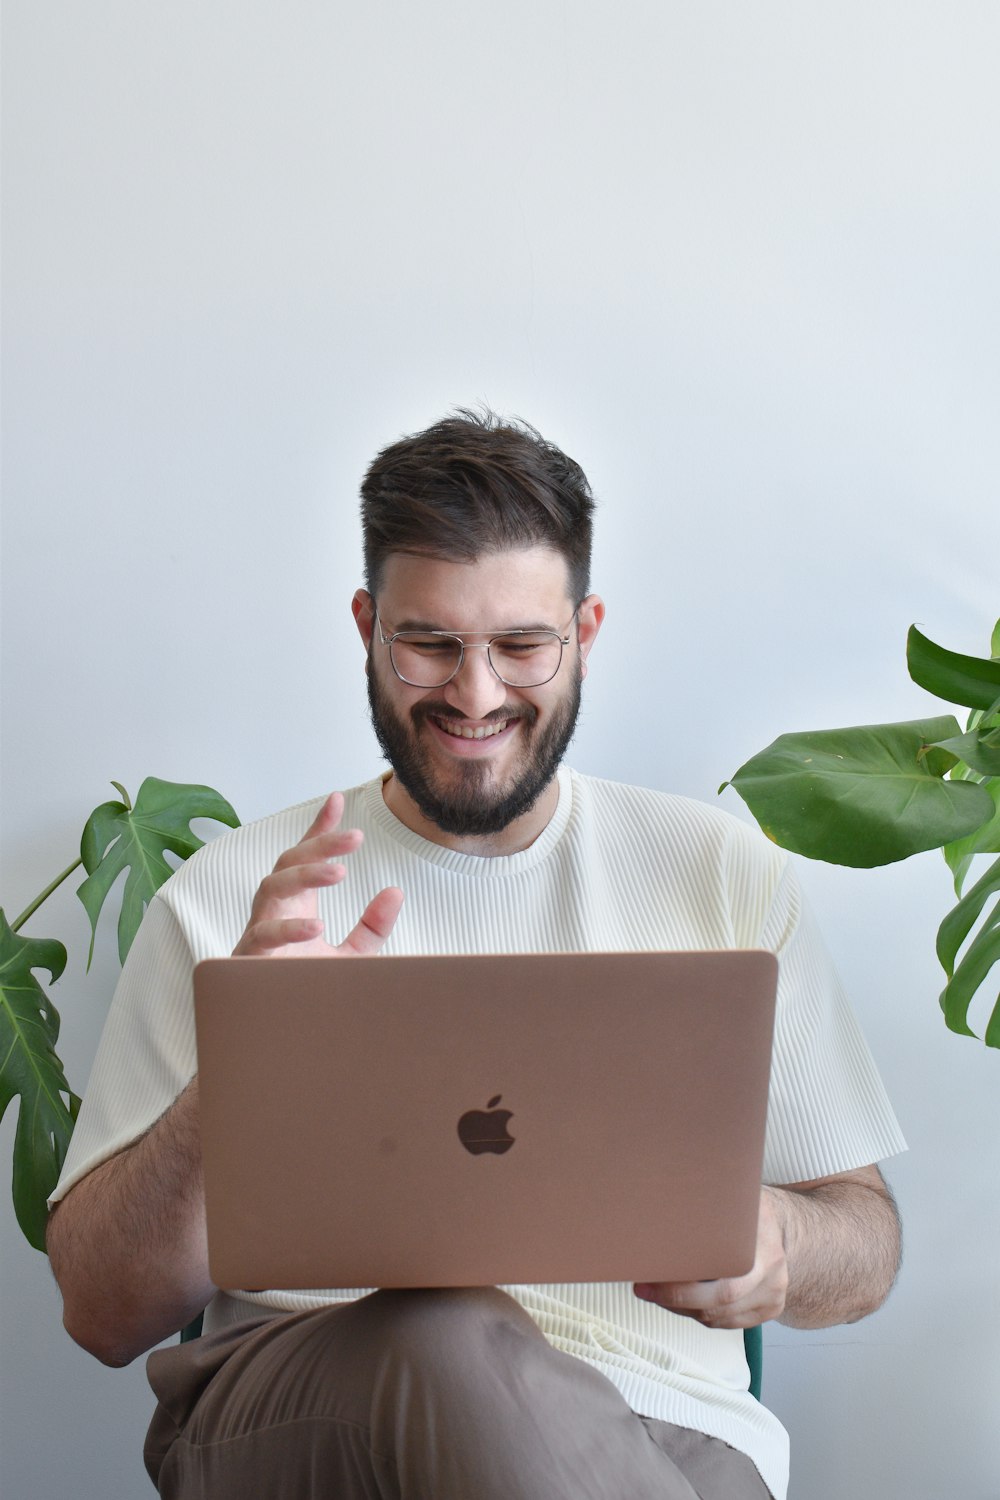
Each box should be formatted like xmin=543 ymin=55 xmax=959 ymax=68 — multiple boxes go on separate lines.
xmin=150 ymin=1287 xmax=549 ymax=1468
xmin=334 ymin=1285 xmax=542 ymax=1377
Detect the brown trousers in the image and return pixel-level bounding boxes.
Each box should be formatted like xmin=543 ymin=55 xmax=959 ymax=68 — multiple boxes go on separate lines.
xmin=145 ymin=1288 xmax=771 ymax=1499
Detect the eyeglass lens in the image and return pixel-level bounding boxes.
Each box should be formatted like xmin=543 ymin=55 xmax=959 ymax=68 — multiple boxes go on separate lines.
xmin=389 ymin=632 xmax=564 ymax=688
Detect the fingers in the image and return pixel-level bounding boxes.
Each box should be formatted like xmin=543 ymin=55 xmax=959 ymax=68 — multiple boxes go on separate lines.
xmin=639 ymin=1268 xmax=787 ymax=1327
xmin=234 ymin=794 xmax=405 ymax=960
xmin=264 ymin=794 xmax=361 ymax=888
xmin=252 ymin=850 xmax=356 ymax=912
xmin=234 ymin=856 xmax=351 ymax=956
xmin=234 ymin=794 xmax=364 ymax=957
xmin=257 ymin=796 xmax=365 ymax=909
xmin=236 ymin=886 xmax=404 ymax=959
xmin=633 ymin=1276 xmax=763 ymax=1329
xmin=300 ymin=790 xmax=347 ymax=840
xmin=233 ymin=915 xmax=325 ymax=957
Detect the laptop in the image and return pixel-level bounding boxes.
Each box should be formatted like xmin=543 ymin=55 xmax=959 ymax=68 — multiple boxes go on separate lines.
xmin=193 ymin=949 xmax=777 ymax=1291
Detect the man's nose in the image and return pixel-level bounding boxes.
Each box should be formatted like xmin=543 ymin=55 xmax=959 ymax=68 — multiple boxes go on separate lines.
xmin=441 ymin=644 xmax=510 ymax=719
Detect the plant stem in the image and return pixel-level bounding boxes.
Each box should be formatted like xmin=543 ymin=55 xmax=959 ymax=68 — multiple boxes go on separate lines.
xmin=11 ymin=859 xmax=84 ymax=933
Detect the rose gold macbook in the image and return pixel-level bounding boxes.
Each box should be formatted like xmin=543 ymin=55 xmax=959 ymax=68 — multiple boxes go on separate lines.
xmin=193 ymin=950 xmax=777 ymax=1291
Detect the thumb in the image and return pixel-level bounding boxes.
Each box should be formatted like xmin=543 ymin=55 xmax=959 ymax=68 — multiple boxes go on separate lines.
xmin=339 ymin=887 xmax=405 ymax=956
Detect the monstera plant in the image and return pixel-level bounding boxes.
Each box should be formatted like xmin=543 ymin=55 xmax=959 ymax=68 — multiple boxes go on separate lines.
xmin=723 ymin=620 xmax=1000 ymax=1048
xmin=1 ymin=778 xmax=239 ymax=1251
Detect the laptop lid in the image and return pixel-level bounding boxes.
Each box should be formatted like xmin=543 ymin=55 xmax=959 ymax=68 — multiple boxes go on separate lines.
xmin=193 ymin=949 xmax=777 ymax=1291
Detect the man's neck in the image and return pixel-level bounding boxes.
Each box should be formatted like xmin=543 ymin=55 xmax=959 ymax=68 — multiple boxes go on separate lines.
xmin=380 ymin=773 xmax=561 ymax=857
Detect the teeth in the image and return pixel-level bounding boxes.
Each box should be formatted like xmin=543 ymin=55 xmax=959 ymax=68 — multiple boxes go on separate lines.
xmin=438 ymin=718 xmax=509 ymax=740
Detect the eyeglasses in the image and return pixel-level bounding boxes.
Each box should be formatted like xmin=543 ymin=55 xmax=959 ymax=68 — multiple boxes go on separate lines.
xmin=374 ymin=606 xmax=576 ymax=689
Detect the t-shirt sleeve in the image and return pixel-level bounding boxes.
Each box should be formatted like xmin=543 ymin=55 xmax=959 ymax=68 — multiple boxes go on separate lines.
xmin=758 ymin=858 xmax=906 ymax=1184
xmin=49 ymin=894 xmax=198 ymax=1204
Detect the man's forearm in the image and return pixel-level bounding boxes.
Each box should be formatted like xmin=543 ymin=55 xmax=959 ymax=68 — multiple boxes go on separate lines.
xmin=46 ymin=1078 xmax=215 ymax=1366
xmin=770 ymin=1169 xmax=901 ymax=1329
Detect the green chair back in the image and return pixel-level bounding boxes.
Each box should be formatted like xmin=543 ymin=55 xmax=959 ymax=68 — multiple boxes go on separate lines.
xmin=180 ymin=1312 xmax=204 ymax=1343
xmin=743 ymin=1323 xmax=763 ymax=1400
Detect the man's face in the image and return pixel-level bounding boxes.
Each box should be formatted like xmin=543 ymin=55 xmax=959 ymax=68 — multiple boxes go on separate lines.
xmin=354 ymin=548 xmax=603 ymax=840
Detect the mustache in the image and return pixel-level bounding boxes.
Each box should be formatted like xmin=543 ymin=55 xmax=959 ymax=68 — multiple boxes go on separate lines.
xmin=411 ymin=701 xmax=538 ymax=729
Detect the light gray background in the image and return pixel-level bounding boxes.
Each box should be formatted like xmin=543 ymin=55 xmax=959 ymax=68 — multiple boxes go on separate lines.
xmin=2 ymin=4 xmax=998 ymax=1496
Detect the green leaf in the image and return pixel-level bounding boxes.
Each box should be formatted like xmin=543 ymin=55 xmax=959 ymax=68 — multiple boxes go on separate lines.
xmin=939 ymin=896 xmax=1000 ymax=1043
xmin=927 ymin=727 xmax=1000 ymax=779
xmin=943 ymin=779 xmax=1000 ymax=895
xmin=724 ymin=717 xmax=995 ymax=868
xmin=77 ymin=778 xmax=239 ymax=966
xmin=936 ymin=854 xmax=1000 ymax=978
xmin=984 ymin=980 xmax=1000 ymax=1049
xmin=991 ymin=618 xmax=1000 ymax=659
xmin=907 ymin=625 xmax=1000 ymax=711
xmin=0 ymin=910 xmax=79 ymax=1251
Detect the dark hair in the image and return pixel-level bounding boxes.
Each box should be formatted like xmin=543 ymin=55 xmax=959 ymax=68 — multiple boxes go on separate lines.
xmin=360 ymin=407 xmax=595 ymax=603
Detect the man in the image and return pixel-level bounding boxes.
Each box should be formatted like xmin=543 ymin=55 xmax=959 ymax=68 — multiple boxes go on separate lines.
xmin=47 ymin=410 xmax=904 ymax=1500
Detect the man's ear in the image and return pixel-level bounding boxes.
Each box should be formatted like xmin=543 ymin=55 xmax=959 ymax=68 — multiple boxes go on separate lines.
xmin=576 ymin=594 xmax=605 ymax=679
xmin=353 ymin=590 xmax=375 ymax=650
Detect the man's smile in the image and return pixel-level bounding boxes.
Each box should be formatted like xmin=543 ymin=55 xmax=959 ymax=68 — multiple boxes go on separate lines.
xmin=421 ymin=712 xmax=526 ymax=758
xmin=432 ymin=714 xmax=513 ymax=741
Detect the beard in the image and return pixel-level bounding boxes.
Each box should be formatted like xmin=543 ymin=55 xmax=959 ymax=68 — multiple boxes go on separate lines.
xmin=366 ymin=659 xmax=583 ymax=838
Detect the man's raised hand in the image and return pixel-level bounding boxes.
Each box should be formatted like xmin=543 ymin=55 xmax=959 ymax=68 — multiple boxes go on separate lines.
xmin=232 ymin=792 xmax=404 ymax=959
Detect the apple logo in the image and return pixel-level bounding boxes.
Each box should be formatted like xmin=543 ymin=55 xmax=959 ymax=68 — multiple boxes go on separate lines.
xmin=457 ymin=1095 xmax=515 ymax=1155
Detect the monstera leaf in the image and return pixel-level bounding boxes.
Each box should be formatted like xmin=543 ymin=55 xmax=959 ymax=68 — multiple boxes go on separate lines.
xmin=722 ymin=717 xmax=995 ymax=867
xmin=2 ymin=774 xmax=239 ymax=1252
xmin=77 ymin=778 xmax=240 ymax=965
xmin=724 ymin=617 xmax=1000 ymax=1048
xmin=907 ymin=624 xmax=1000 ymax=711
xmin=943 ymin=780 xmax=1000 ymax=895
xmin=936 ymin=855 xmax=1000 ymax=1043
xmin=0 ymin=911 xmax=79 ymax=1250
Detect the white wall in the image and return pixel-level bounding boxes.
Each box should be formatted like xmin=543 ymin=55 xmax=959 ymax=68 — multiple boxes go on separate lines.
xmin=2 ymin=4 xmax=998 ymax=1495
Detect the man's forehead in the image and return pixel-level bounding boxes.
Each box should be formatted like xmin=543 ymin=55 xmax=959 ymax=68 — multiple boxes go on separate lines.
xmin=376 ymin=547 xmax=575 ymax=626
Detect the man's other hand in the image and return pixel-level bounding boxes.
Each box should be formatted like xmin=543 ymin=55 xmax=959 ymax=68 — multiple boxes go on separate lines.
xmin=633 ymin=1165 xmax=899 ymax=1331
xmin=633 ymin=1187 xmax=788 ymax=1329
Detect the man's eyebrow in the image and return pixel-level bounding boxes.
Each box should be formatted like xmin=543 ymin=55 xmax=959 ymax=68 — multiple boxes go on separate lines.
xmin=391 ymin=617 xmax=564 ymax=634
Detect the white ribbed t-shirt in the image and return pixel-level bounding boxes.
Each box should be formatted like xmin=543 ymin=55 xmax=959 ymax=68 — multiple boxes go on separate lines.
xmin=54 ymin=767 xmax=905 ymax=1500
